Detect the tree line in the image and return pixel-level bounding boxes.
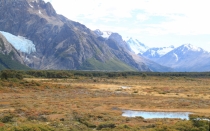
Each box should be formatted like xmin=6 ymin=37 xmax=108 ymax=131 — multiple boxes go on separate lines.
xmin=1 ymin=70 xmax=210 ymax=80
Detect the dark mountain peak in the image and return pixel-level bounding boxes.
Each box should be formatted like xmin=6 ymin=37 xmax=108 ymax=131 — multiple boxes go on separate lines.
xmin=109 ymin=33 xmax=123 ymax=41
xmin=27 ymin=0 xmax=57 ymax=17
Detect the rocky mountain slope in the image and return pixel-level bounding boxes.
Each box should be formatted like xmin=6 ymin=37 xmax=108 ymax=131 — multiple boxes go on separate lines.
xmin=0 ymin=0 xmax=151 ymax=71
xmin=156 ymin=44 xmax=210 ymax=71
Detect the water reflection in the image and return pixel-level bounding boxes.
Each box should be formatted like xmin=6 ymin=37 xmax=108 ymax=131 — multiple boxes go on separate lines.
xmin=122 ymin=110 xmax=191 ymax=120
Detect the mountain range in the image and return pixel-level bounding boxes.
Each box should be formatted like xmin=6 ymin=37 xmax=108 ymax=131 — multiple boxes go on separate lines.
xmin=94 ymin=29 xmax=210 ymax=72
xmin=155 ymin=44 xmax=210 ymax=72
xmin=0 ymin=0 xmax=151 ymax=71
xmin=0 ymin=0 xmax=209 ymax=72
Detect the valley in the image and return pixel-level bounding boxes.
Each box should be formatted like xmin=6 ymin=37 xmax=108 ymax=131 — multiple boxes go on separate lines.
xmin=0 ymin=71 xmax=210 ymax=130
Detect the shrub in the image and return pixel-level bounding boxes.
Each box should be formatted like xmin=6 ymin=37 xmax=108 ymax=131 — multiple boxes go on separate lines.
xmin=0 ymin=115 xmax=14 ymax=123
xmin=96 ymin=123 xmax=116 ymax=130
xmin=0 ymin=70 xmax=23 ymax=80
xmin=0 ymin=124 xmax=54 ymax=131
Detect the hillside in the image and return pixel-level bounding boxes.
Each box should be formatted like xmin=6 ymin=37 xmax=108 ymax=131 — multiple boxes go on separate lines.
xmin=0 ymin=0 xmax=150 ymax=71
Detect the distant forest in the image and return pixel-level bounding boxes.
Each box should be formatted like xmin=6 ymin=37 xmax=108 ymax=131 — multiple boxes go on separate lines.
xmin=1 ymin=70 xmax=210 ymax=80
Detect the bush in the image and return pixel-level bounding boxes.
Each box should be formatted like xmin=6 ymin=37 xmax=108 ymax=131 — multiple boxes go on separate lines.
xmin=0 ymin=115 xmax=13 ymax=123
xmin=0 ymin=124 xmax=55 ymax=131
xmin=96 ymin=123 xmax=116 ymax=130
xmin=0 ymin=70 xmax=23 ymax=80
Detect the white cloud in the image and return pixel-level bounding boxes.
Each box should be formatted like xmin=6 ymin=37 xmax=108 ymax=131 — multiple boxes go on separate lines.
xmin=44 ymin=0 xmax=210 ymax=50
xmin=46 ymin=0 xmax=210 ymax=35
xmin=136 ymin=14 xmax=149 ymax=22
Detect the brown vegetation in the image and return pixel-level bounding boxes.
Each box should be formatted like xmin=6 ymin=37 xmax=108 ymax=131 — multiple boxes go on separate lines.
xmin=0 ymin=74 xmax=210 ymax=130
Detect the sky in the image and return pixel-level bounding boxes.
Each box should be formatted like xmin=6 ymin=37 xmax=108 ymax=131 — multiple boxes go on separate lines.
xmin=44 ymin=0 xmax=210 ymax=51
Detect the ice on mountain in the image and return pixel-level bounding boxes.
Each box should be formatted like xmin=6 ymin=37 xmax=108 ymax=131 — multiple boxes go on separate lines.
xmin=156 ymin=47 xmax=175 ymax=57
xmin=126 ymin=37 xmax=149 ymax=54
xmin=39 ymin=10 xmax=42 ymax=14
xmin=0 ymin=31 xmax=36 ymax=54
xmin=173 ymin=53 xmax=179 ymax=62
xmin=94 ymin=29 xmax=112 ymax=39
xmin=183 ymin=44 xmax=201 ymax=52
xmin=29 ymin=3 xmax=34 ymax=8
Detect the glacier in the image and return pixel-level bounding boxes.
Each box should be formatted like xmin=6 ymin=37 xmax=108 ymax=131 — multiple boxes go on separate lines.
xmin=125 ymin=37 xmax=149 ymax=54
xmin=0 ymin=31 xmax=36 ymax=54
xmin=94 ymin=29 xmax=112 ymax=39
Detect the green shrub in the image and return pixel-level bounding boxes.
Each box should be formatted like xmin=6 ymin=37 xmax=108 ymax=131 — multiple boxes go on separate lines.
xmin=0 ymin=124 xmax=55 ymax=131
xmin=0 ymin=115 xmax=13 ymax=123
xmin=96 ymin=123 xmax=116 ymax=130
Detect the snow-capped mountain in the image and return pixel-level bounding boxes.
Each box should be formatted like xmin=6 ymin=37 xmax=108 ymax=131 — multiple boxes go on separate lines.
xmin=93 ymin=29 xmax=173 ymax=71
xmin=156 ymin=44 xmax=210 ymax=71
xmin=0 ymin=31 xmax=36 ymax=54
xmin=94 ymin=29 xmax=148 ymax=54
xmin=94 ymin=29 xmax=113 ymax=39
xmin=142 ymin=46 xmax=175 ymax=61
xmin=94 ymin=29 xmax=132 ymax=52
xmin=125 ymin=37 xmax=149 ymax=54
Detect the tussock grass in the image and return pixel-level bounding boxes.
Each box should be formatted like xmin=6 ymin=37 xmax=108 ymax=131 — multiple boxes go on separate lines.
xmin=0 ymin=76 xmax=210 ymax=130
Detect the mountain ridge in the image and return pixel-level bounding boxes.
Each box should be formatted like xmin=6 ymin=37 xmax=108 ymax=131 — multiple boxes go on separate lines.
xmin=0 ymin=0 xmax=151 ymax=71
xmin=156 ymin=44 xmax=210 ymax=71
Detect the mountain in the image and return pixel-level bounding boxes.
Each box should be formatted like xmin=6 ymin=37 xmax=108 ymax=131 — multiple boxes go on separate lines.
xmin=94 ymin=29 xmax=132 ymax=52
xmin=94 ymin=30 xmax=150 ymax=71
xmin=125 ymin=37 xmax=149 ymax=54
xmin=142 ymin=46 xmax=175 ymax=61
xmin=156 ymin=44 xmax=210 ymax=71
xmin=94 ymin=29 xmax=112 ymax=39
xmin=94 ymin=29 xmax=173 ymax=72
xmin=129 ymin=53 xmax=174 ymax=72
xmin=94 ymin=30 xmax=148 ymax=54
xmin=0 ymin=32 xmax=30 ymax=70
xmin=0 ymin=0 xmax=150 ymax=71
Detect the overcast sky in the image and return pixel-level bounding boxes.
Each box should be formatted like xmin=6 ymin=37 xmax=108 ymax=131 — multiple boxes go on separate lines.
xmin=44 ymin=0 xmax=210 ymax=51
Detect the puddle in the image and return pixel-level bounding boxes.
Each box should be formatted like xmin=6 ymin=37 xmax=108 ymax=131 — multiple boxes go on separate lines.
xmin=121 ymin=86 xmax=131 ymax=89
xmin=122 ymin=110 xmax=191 ymax=120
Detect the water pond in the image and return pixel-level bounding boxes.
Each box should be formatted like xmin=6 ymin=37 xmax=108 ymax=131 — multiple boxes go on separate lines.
xmin=122 ymin=110 xmax=191 ymax=120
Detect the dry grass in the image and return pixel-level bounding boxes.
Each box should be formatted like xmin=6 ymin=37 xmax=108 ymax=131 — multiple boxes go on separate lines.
xmin=0 ymin=76 xmax=210 ymax=130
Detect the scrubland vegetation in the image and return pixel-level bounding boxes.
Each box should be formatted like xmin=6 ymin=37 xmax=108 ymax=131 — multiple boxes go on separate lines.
xmin=0 ymin=70 xmax=210 ymax=130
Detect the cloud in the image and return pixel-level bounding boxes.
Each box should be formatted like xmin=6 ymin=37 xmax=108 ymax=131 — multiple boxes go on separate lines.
xmin=136 ymin=14 xmax=149 ymax=22
xmin=45 ymin=0 xmax=210 ymax=36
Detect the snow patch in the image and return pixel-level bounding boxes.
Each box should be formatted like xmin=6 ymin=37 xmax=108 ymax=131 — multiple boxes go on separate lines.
xmin=143 ymin=46 xmax=175 ymax=59
xmin=101 ymin=31 xmax=112 ymax=38
xmin=173 ymin=53 xmax=179 ymax=62
xmin=0 ymin=31 xmax=36 ymax=54
xmin=156 ymin=46 xmax=175 ymax=57
xmin=183 ymin=44 xmax=201 ymax=52
xmin=39 ymin=10 xmax=42 ymax=14
xmin=94 ymin=29 xmax=112 ymax=39
xmin=29 ymin=4 xmax=34 ymax=8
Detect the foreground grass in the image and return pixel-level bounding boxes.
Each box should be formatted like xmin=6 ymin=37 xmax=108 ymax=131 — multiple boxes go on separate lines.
xmin=0 ymin=76 xmax=210 ymax=130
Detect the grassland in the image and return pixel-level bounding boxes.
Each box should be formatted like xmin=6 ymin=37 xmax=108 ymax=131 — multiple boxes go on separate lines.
xmin=0 ymin=73 xmax=210 ymax=130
